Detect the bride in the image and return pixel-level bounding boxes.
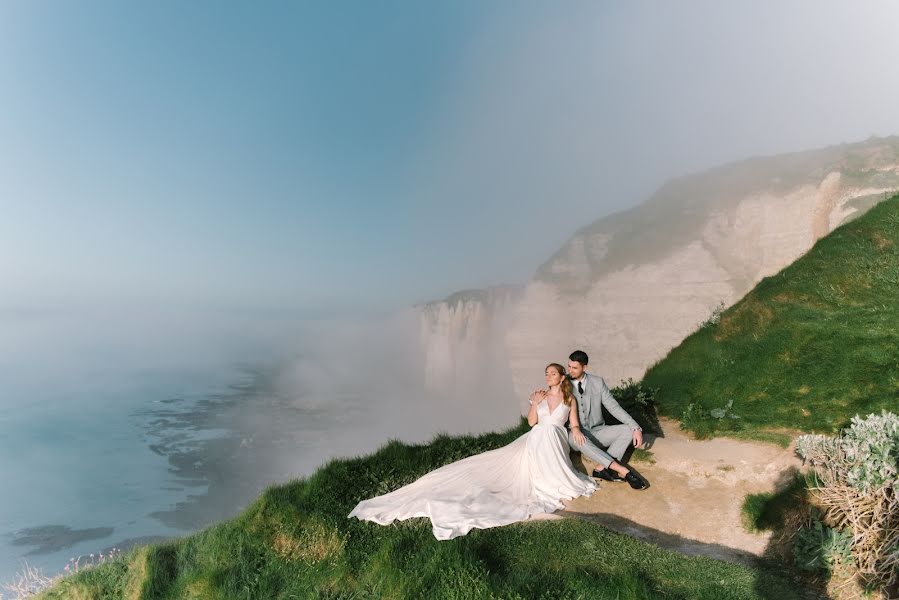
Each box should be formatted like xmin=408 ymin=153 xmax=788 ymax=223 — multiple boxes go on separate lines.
xmin=348 ymin=362 xmax=598 ymax=540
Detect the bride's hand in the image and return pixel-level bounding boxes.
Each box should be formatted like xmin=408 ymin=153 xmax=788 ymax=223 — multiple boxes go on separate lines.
xmin=572 ymin=428 xmax=586 ymax=447
xmin=529 ymin=389 xmax=547 ymax=404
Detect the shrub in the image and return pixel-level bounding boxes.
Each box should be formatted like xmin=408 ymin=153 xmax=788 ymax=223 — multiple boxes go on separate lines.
xmin=608 ymin=378 xmax=661 ymax=434
xmin=699 ymin=301 xmax=726 ymax=330
xmin=795 ymin=410 xmax=899 ymax=591
xmin=792 ymin=513 xmax=853 ymax=573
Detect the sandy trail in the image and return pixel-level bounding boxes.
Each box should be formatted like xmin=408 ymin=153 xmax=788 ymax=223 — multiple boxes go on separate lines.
xmin=527 ymin=417 xmax=804 ymax=565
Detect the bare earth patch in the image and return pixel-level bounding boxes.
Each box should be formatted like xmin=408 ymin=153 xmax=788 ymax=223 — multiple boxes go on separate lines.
xmin=540 ymin=417 xmax=804 ymax=566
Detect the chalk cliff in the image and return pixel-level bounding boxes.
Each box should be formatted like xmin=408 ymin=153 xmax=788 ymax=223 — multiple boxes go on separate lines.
xmin=417 ymin=136 xmax=899 ymax=413
xmin=416 ymin=285 xmax=522 ymax=393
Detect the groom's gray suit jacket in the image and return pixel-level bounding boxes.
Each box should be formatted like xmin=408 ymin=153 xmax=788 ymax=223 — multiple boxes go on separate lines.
xmin=565 ymin=372 xmax=641 ymax=467
xmin=568 ymin=372 xmax=641 ymax=431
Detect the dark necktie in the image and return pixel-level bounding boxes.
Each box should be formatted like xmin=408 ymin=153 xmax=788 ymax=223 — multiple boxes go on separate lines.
xmin=578 ymin=381 xmax=584 ymax=395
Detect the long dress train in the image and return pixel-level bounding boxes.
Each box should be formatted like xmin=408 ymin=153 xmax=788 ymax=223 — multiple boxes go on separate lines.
xmin=347 ymin=398 xmax=597 ymax=540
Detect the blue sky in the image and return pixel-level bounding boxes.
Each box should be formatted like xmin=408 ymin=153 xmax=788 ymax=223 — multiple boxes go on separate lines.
xmin=3 ymin=1 xmax=899 ymax=317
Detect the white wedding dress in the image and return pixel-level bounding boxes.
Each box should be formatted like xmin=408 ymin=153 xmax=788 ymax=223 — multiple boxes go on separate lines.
xmin=348 ymin=398 xmax=598 ymax=540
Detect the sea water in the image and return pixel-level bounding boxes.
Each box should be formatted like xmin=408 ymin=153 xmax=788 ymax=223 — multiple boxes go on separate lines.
xmin=0 ymin=307 xmax=304 ymax=586
xmin=0 ymin=306 xmax=521 ymax=588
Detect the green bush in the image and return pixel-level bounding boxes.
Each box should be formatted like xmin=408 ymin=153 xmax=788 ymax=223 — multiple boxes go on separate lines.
xmin=609 ymin=378 xmax=661 ymax=434
xmin=795 ymin=410 xmax=899 ymax=590
xmin=792 ymin=514 xmax=853 ymax=573
xmin=796 ymin=409 xmax=899 ymax=492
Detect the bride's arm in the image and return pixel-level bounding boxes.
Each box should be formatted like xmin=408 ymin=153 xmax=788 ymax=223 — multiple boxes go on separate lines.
xmin=568 ymin=401 xmax=586 ymax=445
xmin=527 ymin=389 xmax=543 ymax=426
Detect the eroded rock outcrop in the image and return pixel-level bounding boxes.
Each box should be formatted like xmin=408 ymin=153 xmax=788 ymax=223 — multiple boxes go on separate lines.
xmin=417 ymin=285 xmax=523 ymax=392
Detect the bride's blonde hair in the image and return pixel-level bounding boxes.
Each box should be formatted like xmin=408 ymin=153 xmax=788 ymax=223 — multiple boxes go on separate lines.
xmin=546 ymin=363 xmax=574 ymax=406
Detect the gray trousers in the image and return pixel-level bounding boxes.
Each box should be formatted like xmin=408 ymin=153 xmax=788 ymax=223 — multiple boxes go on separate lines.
xmin=567 ymin=424 xmax=633 ymax=469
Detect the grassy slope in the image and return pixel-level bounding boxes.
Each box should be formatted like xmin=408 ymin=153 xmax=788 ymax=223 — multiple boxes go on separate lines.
xmin=39 ymin=420 xmax=801 ymax=599
xmin=642 ymin=193 xmax=899 ymax=438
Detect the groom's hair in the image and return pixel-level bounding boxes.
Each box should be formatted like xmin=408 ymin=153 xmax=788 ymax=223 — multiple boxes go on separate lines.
xmin=569 ymin=350 xmax=589 ymax=366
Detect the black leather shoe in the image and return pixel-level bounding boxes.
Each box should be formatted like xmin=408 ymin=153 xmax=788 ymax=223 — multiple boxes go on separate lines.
xmin=592 ymin=468 xmax=624 ymax=482
xmin=624 ymin=471 xmax=648 ymax=490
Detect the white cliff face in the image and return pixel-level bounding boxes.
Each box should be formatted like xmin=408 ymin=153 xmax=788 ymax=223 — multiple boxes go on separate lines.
xmin=506 ymin=139 xmax=899 ymax=406
xmin=417 ymin=286 xmax=522 ymax=394
xmin=417 ymin=136 xmax=899 ymax=414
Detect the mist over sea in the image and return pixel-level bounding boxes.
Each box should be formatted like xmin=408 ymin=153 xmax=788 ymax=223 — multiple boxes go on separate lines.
xmin=0 ymin=305 xmax=519 ymax=585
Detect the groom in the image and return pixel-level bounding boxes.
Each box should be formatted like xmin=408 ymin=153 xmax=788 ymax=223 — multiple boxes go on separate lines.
xmin=565 ymin=350 xmax=648 ymax=490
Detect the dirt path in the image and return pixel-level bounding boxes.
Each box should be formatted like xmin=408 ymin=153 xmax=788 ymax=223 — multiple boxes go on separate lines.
xmin=533 ymin=418 xmax=804 ymax=565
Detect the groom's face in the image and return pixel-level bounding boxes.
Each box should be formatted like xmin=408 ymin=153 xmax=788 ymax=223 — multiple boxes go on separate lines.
xmin=567 ymin=360 xmax=585 ymax=380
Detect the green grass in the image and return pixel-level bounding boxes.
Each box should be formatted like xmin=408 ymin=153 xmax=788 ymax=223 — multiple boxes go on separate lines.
xmin=741 ymin=472 xmax=809 ymax=534
xmin=631 ymin=448 xmax=656 ymax=464
xmin=643 ymin=193 xmax=899 ymax=438
xmin=716 ymin=430 xmax=793 ymax=449
xmin=39 ymin=419 xmax=802 ymax=599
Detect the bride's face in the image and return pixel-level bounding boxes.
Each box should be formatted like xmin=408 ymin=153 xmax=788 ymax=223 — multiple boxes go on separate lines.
xmin=545 ymin=367 xmax=563 ymax=387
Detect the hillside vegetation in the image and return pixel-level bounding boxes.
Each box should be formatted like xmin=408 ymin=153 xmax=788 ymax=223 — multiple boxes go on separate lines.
xmin=38 ymin=420 xmax=801 ymax=599
xmin=642 ymin=193 xmax=899 ymax=438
